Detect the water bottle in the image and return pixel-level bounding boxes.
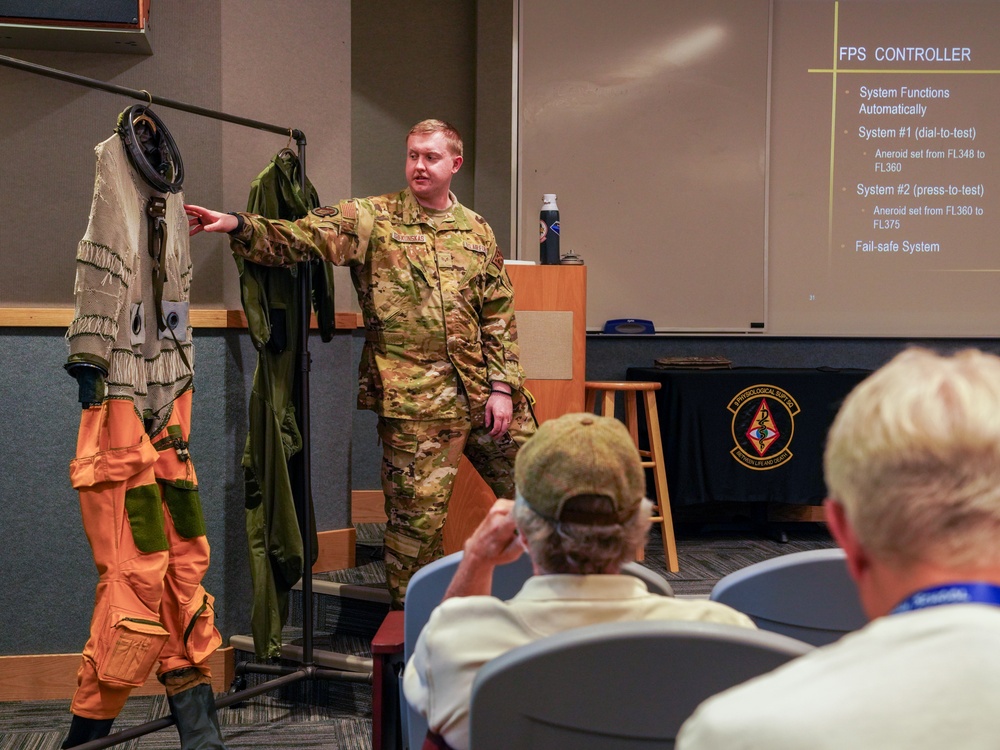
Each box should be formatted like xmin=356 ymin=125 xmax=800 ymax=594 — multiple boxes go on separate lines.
xmin=539 ymin=194 xmax=560 ymax=264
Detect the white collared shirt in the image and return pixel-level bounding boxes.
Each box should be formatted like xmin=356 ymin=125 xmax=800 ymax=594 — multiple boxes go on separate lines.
xmin=404 ymin=574 xmax=754 ymax=750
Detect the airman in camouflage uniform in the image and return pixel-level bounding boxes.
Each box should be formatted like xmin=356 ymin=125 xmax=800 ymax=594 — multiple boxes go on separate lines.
xmin=187 ymin=120 xmax=536 ymax=607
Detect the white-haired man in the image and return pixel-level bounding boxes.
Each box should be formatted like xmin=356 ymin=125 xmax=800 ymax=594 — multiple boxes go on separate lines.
xmin=404 ymin=412 xmax=754 ymax=750
xmin=678 ymin=347 xmax=1000 ymax=749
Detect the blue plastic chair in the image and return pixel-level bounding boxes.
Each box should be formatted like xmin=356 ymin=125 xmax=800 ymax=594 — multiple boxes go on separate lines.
xmin=710 ymin=547 xmax=868 ymax=647
xmin=402 ymin=551 xmax=674 ymax=750
xmin=469 ymin=619 xmax=813 ymax=749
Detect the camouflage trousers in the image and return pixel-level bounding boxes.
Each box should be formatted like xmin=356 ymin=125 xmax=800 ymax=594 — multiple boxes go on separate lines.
xmin=377 ymin=391 xmax=536 ymax=608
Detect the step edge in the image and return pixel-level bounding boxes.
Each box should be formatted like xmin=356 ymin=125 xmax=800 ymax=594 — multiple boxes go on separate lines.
xmin=294 ymin=578 xmax=392 ymax=604
xmin=229 ymin=634 xmax=374 ymax=673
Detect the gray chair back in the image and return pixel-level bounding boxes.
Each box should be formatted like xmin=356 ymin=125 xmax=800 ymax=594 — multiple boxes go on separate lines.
xmin=710 ymin=547 xmax=868 ymax=646
xmin=469 ymin=619 xmax=812 ymax=749
xmin=622 ymin=561 xmax=674 ymax=597
xmin=402 ymin=552 xmax=673 ymax=749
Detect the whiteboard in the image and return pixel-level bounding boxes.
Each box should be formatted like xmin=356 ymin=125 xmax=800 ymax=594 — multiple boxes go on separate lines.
xmin=516 ymin=0 xmax=771 ymax=332
xmin=517 ymin=0 xmax=1000 ymax=337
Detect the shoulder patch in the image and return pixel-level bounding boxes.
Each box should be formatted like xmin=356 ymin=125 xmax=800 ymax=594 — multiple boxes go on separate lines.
xmin=489 ymin=247 xmax=505 ymax=272
xmin=341 ymin=201 xmax=358 ymax=219
xmin=312 ymin=206 xmax=340 ymax=218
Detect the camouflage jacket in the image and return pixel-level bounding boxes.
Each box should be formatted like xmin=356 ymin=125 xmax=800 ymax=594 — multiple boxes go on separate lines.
xmin=230 ymin=189 xmax=524 ymax=420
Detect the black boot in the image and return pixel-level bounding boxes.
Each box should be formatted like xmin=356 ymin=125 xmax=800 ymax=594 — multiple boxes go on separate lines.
xmin=61 ymin=714 xmax=115 ymax=748
xmin=167 ymin=683 xmax=227 ymax=750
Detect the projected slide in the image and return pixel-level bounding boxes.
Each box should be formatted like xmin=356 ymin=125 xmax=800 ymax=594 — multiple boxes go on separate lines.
xmin=769 ymin=0 xmax=1000 ymax=335
xmin=828 ymin=7 xmax=998 ymax=269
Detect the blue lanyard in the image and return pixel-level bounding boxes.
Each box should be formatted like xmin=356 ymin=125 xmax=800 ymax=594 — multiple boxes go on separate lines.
xmin=891 ymin=582 xmax=1000 ymax=615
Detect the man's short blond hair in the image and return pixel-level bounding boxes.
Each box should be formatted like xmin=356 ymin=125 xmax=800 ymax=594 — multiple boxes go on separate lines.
xmin=824 ymin=347 xmax=1000 ymax=567
xmin=407 ymin=119 xmax=463 ymax=157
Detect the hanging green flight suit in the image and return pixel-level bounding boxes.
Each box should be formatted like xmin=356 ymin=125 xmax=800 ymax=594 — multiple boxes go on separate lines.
xmin=237 ymin=150 xmax=335 ymax=659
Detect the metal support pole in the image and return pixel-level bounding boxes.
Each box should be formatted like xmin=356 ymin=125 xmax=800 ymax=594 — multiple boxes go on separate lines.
xmin=0 ymin=53 xmax=303 ymax=140
xmin=295 ymin=135 xmax=316 ymax=667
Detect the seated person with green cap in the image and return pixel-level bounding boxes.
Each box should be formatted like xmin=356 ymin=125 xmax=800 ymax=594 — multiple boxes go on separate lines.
xmin=403 ymin=412 xmax=755 ymax=750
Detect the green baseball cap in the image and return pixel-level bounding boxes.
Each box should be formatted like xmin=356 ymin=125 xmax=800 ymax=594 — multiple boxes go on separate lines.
xmin=515 ymin=412 xmax=645 ymax=524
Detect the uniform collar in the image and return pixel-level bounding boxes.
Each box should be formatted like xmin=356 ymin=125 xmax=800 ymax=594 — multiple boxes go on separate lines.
xmin=400 ymin=188 xmax=471 ymax=231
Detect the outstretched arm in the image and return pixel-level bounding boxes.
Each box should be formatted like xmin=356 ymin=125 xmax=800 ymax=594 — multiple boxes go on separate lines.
xmin=185 ymin=204 xmax=237 ymax=236
xmin=186 ymin=199 xmax=375 ymax=268
xmin=442 ymin=499 xmax=525 ymax=599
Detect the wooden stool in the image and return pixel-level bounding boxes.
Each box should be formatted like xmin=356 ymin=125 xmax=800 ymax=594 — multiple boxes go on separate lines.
xmin=584 ymin=381 xmax=679 ymax=572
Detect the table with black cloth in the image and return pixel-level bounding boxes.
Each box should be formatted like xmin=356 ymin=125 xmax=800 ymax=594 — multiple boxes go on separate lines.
xmin=626 ymin=367 xmax=871 ymax=510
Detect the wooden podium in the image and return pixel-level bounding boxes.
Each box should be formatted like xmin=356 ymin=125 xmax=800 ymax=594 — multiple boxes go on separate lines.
xmin=442 ymin=264 xmax=587 ymax=552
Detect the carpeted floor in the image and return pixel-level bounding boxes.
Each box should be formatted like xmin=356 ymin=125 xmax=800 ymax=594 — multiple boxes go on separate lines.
xmin=0 ymin=693 xmax=372 ymax=750
xmin=645 ymin=522 xmax=836 ymax=596
xmin=0 ymin=520 xmax=834 ymax=750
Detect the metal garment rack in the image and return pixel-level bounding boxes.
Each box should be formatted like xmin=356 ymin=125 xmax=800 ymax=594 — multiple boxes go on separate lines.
xmin=0 ymin=53 xmax=368 ymax=749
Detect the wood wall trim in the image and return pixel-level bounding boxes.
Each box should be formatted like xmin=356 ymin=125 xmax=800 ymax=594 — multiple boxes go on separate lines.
xmin=0 ymin=308 xmax=77 ymax=327
xmin=352 ymin=490 xmax=388 ymax=524
xmin=0 ymin=647 xmax=234 ymax=702
xmin=314 ymin=527 xmax=356 ymax=572
xmin=0 ymin=17 xmax=145 ymax=31
xmin=0 ymin=308 xmax=363 ymax=330
xmin=768 ymin=504 xmax=827 ymax=523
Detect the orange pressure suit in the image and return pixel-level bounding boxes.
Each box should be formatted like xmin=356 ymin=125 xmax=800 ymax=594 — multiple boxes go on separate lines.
xmin=64 ymin=129 xmax=221 ymax=725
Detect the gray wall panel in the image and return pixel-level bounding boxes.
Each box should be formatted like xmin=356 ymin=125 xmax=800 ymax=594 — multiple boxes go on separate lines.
xmin=0 ymin=330 xmax=255 ymax=652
